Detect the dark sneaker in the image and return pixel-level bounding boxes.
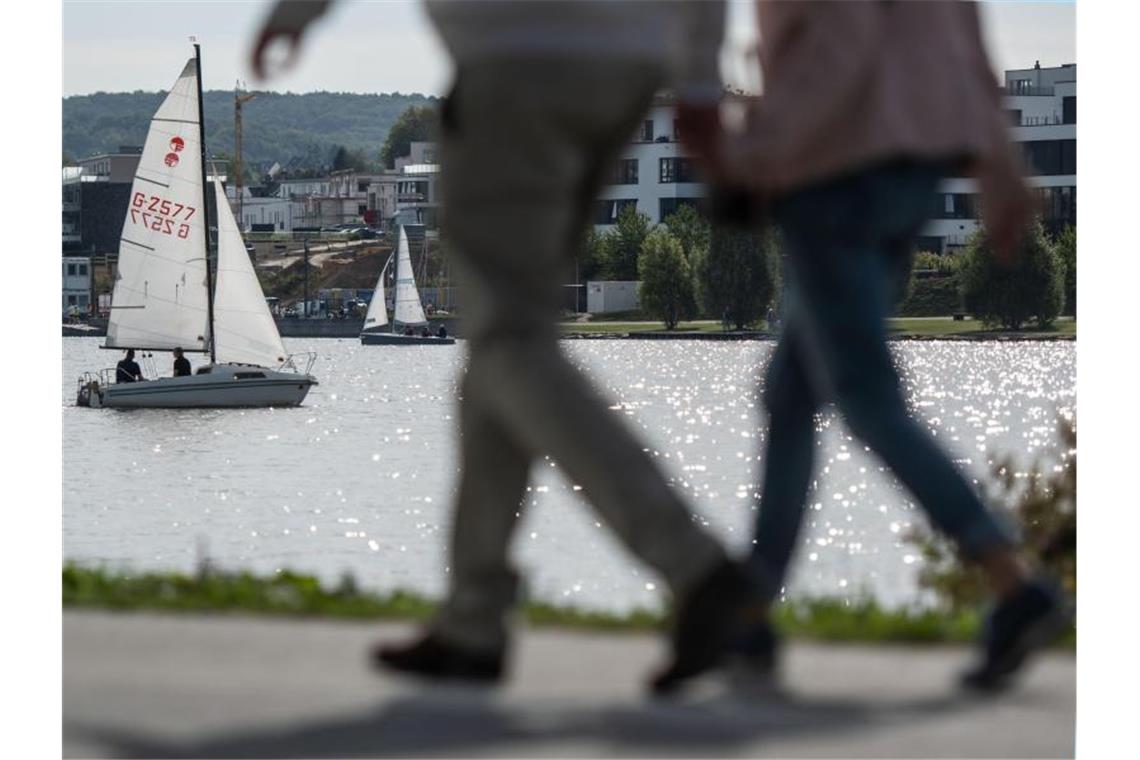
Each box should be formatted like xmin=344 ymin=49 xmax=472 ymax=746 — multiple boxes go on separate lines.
xmin=961 ymin=578 xmax=1071 ymax=692
xmin=650 ymin=559 xmax=762 ymax=695
xmin=373 ymin=631 xmax=505 ymax=684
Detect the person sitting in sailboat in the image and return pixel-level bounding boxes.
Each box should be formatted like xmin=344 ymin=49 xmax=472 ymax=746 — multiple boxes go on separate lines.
xmin=172 ymin=348 xmax=192 ymax=378
xmin=115 ymin=350 xmax=143 ymax=383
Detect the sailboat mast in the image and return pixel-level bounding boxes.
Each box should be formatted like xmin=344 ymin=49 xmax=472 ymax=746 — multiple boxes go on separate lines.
xmin=194 ymin=42 xmax=218 ymax=364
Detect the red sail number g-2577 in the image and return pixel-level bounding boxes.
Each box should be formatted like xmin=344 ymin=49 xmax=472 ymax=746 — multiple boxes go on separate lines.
xmin=129 ymin=192 xmax=196 ymax=239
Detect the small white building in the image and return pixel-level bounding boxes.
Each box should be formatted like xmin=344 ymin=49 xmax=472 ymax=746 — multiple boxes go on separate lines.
xmin=62 ymin=256 xmax=92 ymax=316
xmin=587 ymin=281 xmax=641 ymax=314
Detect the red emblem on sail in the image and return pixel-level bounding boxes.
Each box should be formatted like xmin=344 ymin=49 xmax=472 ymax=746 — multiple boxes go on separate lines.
xmin=164 ymin=153 xmax=180 ymax=167
xmin=170 ymin=136 xmax=185 ymax=152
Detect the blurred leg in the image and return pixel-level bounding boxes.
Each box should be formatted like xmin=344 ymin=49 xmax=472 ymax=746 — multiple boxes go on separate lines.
xmin=432 ymin=59 xmax=725 ymax=651
xmin=776 ymin=164 xmax=1016 ymax=559
xmin=750 ymin=324 xmax=821 ymax=597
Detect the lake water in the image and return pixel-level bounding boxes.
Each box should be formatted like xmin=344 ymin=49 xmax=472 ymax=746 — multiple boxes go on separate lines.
xmin=63 ymin=337 xmax=1075 ymax=613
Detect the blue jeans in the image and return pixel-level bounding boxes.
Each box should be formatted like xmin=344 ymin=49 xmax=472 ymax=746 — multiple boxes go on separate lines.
xmin=751 ymin=160 xmax=1015 ymax=597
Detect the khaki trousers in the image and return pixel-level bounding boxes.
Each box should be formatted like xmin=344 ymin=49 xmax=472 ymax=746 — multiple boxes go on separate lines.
xmin=433 ymin=58 xmax=725 ymax=652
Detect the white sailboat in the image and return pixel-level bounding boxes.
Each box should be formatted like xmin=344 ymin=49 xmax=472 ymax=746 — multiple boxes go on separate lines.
xmin=359 ymin=226 xmax=455 ymax=345
xmin=76 ymin=45 xmax=317 ymax=408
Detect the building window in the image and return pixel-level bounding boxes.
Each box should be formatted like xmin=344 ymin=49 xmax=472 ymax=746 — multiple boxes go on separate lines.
xmin=608 ymin=159 xmax=639 ymax=185
xmin=357 ymin=181 xmax=368 ymax=193
xmin=1022 ymin=139 xmax=1076 ymax=176
xmin=659 ymin=197 xmax=703 ymax=221
xmin=1062 ymin=96 xmax=1076 ymax=124
xmin=640 ymin=119 xmax=654 ymax=142
xmin=358 ymin=204 xmax=367 ymax=215
xmin=659 ymin=157 xmax=696 ymax=184
xmin=78 ymin=264 xmax=88 ymax=276
xmin=593 ymin=199 xmax=638 ymax=225
xmin=67 ymin=264 xmax=77 ymax=276
xmin=67 ymin=294 xmax=78 ymax=305
xmin=78 ymin=295 xmax=89 ymax=307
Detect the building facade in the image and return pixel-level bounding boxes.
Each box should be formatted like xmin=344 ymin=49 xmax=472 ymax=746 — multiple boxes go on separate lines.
xmin=62 ymin=256 xmax=92 ymax=316
xmin=594 ymin=64 xmax=1077 ymax=252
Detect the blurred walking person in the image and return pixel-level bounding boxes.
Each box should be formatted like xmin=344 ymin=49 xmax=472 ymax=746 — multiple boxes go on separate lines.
xmin=252 ymin=0 xmax=757 ymax=694
xmin=684 ymin=0 xmax=1069 ymax=691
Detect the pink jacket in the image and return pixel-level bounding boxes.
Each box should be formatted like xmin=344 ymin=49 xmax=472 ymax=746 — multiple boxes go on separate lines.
xmin=723 ymin=0 xmax=1017 ymax=192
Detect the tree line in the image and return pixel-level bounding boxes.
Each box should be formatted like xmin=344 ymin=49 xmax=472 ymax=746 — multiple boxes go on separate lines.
xmin=585 ymin=203 xmax=1076 ymax=331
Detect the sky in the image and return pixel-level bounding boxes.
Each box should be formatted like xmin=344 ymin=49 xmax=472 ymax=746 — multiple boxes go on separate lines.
xmin=62 ymin=0 xmax=1075 ymax=97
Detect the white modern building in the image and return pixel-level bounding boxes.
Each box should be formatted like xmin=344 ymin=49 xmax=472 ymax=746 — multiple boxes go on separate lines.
xmin=595 ymin=96 xmax=703 ymax=228
xmin=918 ymin=62 xmax=1076 ymax=252
xmin=595 ymin=64 xmax=1076 ymax=252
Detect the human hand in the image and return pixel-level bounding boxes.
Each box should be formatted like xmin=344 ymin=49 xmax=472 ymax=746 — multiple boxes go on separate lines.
xmin=250 ymin=0 xmax=332 ymax=81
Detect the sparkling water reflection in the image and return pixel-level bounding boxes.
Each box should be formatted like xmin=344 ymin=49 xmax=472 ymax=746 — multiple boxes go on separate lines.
xmin=63 ymin=337 xmax=1074 ymax=613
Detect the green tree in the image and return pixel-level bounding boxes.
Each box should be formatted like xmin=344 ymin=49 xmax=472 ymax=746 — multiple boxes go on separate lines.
xmin=960 ymin=222 xmax=1064 ymax=329
xmin=638 ymin=228 xmax=696 ymax=329
xmin=697 ymin=226 xmax=775 ymax=329
xmin=1054 ymin=225 xmax=1076 ymax=316
xmin=380 ymin=105 xmax=438 ymax=168
xmin=602 ymin=205 xmax=652 ymax=280
xmin=577 ymin=226 xmax=607 ymax=283
xmin=662 ymin=204 xmax=710 ymax=264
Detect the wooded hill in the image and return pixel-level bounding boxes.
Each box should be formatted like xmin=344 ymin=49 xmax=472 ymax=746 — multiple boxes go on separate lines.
xmin=63 ymin=90 xmax=440 ymax=172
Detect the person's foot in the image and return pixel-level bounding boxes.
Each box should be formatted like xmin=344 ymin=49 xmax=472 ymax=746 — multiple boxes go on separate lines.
xmin=649 ymin=559 xmax=762 ymax=695
xmin=961 ymin=577 xmax=1071 ymax=692
xmin=373 ymin=631 xmax=505 ymax=684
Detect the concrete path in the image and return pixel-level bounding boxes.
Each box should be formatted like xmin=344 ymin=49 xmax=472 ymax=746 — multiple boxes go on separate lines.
xmin=64 ymin=611 xmax=1075 ymax=758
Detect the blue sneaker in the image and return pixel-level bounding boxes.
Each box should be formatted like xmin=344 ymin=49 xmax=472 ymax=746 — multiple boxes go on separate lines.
xmin=961 ymin=578 xmax=1072 ymax=692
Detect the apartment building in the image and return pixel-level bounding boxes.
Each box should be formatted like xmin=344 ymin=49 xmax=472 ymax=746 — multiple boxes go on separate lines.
xmin=595 ymin=63 xmax=1077 ymax=253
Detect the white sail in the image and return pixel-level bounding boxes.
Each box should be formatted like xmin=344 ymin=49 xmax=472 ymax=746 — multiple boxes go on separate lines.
xmin=211 ymin=182 xmax=288 ymax=367
xmin=106 ymin=59 xmax=210 ymax=352
xmin=362 ymin=252 xmax=391 ymax=332
xmin=393 ymin=226 xmax=427 ymax=327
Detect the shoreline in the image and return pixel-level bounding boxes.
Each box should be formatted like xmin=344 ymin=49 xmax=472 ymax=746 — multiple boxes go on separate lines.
xmin=62 ymin=564 xmax=1074 ymax=647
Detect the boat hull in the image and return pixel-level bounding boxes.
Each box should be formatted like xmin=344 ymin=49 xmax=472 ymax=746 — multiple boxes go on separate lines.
xmin=77 ymin=364 xmax=317 ymax=409
xmin=359 ymin=332 xmax=456 ymax=346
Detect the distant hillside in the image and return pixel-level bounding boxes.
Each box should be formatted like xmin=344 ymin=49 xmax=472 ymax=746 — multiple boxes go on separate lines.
xmin=62 ymin=90 xmax=440 ymax=170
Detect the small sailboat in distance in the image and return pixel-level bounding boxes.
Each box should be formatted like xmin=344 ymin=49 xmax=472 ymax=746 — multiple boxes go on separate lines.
xmin=360 ymin=226 xmax=455 ymax=345
xmin=76 ymin=44 xmax=317 ymax=408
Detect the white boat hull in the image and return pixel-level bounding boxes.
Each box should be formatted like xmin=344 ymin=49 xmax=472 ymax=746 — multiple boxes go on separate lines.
xmin=77 ymin=363 xmax=317 ymax=409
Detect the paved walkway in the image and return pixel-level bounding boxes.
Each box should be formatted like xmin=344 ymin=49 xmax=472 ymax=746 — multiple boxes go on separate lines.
xmin=64 ymin=611 xmax=1075 ymax=758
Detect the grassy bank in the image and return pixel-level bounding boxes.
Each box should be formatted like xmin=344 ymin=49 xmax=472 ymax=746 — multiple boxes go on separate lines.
xmin=557 ymin=316 xmax=1075 ymax=339
xmin=61 ymin=564 xmax=1073 ymax=647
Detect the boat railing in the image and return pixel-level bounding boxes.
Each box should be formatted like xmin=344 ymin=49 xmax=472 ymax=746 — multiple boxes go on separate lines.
xmin=280 ymin=351 xmax=317 ymax=375
xmin=76 ymin=368 xmax=118 ymax=392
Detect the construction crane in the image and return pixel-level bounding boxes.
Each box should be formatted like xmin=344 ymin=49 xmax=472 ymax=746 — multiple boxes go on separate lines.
xmin=234 ymin=81 xmax=257 ymax=229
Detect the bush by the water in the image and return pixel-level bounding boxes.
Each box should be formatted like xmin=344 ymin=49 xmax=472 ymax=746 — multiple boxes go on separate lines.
xmin=637 ymin=227 xmax=697 ymax=329
xmin=897 ymin=274 xmax=963 ymax=317
xmin=906 ymin=417 xmax=1076 ymax=613
xmin=1055 ymin=225 xmax=1076 ymax=316
xmin=959 ymin=223 xmax=1064 ymax=329
xmin=697 ymin=226 xmax=775 ymax=329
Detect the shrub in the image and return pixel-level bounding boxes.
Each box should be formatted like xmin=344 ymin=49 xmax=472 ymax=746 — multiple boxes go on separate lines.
xmin=637 ymin=227 xmax=696 ymax=329
xmin=1055 ymin=225 xmax=1076 ymax=316
xmin=959 ymin=222 xmax=1064 ymax=329
xmin=905 ymin=417 xmax=1076 ymax=612
xmin=662 ymin=204 xmax=710 ymax=265
xmin=897 ymin=275 xmax=963 ymax=317
xmin=697 ymin=226 xmax=775 ymax=329
xmin=600 ymin=205 xmax=651 ymax=281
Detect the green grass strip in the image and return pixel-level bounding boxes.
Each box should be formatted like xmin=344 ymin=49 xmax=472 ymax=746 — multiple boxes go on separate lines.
xmin=62 ymin=564 xmax=1073 ymax=647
